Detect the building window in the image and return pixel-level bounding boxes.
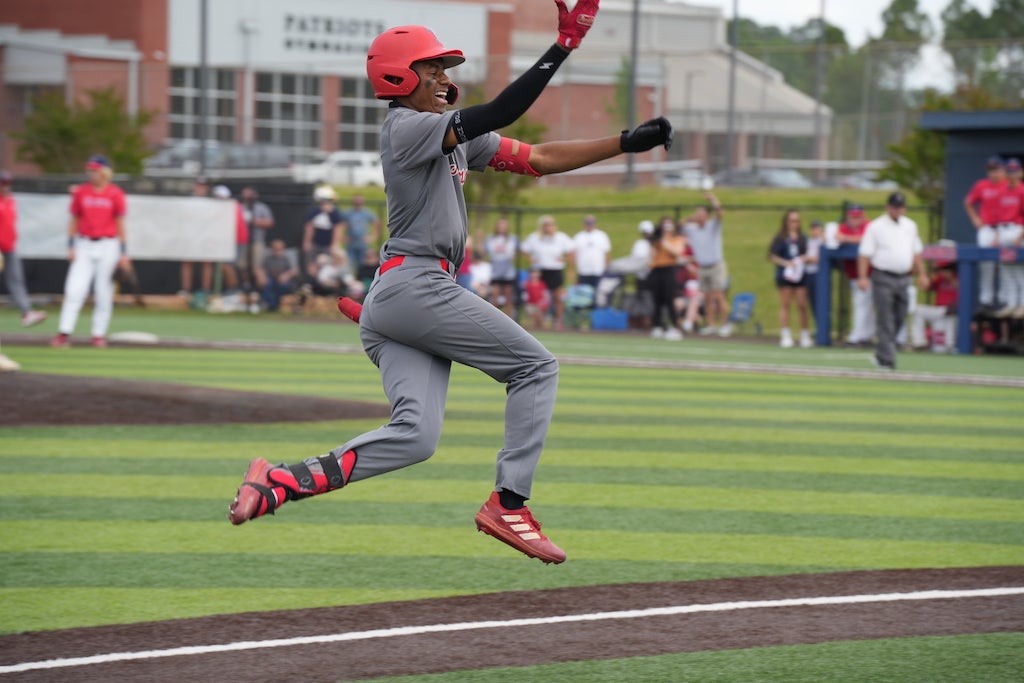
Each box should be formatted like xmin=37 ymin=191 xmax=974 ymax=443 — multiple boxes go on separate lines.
xmin=253 ymin=72 xmax=321 ymax=152
xmin=337 ymin=77 xmax=386 ymax=152
xmin=167 ymin=67 xmax=236 ymax=143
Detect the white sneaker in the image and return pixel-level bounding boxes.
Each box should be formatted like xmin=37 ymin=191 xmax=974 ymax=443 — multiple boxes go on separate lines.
xmin=664 ymin=327 xmax=683 ymax=341
xmin=21 ymin=310 xmax=47 ymax=327
xmin=799 ymin=330 xmax=813 ymax=348
xmin=0 ymin=353 xmax=21 ymax=372
xmin=682 ymin=320 xmax=694 ymax=333
xmin=717 ymin=323 xmax=734 ymax=337
xmin=650 ymin=327 xmax=665 ymax=339
xmin=993 ymin=305 xmax=1016 ymax=318
xmin=780 ymin=330 xmax=794 ymax=348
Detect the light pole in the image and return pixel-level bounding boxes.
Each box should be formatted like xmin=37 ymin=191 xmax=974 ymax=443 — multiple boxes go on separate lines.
xmin=622 ymin=0 xmax=641 ymax=189
xmin=725 ymin=0 xmax=738 ymax=179
xmin=198 ymin=0 xmax=209 ymax=176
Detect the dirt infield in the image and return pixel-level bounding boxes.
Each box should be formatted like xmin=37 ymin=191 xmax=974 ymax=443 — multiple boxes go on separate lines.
xmin=2 ymin=371 xmax=1022 ymax=681
xmin=0 ymin=372 xmax=390 ymax=426
xmin=0 ymin=566 xmax=1021 ymax=681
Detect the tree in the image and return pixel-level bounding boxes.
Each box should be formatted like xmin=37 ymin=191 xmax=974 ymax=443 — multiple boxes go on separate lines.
xmin=880 ymin=86 xmax=1012 ymax=207
xmin=872 ymin=0 xmax=933 ymax=143
xmin=12 ymin=87 xmax=153 ymax=175
xmin=458 ymin=84 xmax=549 ymax=234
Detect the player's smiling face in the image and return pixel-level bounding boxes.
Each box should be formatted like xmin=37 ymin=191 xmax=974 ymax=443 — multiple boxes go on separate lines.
xmin=405 ymin=59 xmax=452 ymax=114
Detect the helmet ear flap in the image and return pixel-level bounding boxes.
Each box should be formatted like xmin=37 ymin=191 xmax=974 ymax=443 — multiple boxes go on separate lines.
xmin=445 ymin=83 xmax=459 ymax=105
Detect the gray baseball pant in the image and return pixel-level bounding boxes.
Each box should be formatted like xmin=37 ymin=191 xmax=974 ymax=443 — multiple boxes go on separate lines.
xmin=871 ymin=270 xmax=910 ymax=367
xmin=333 ymin=256 xmax=559 ymax=500
xmin=2 ymin=250 xmax=32 ymax=315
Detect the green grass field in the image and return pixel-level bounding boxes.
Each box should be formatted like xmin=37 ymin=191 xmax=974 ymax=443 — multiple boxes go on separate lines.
xmin=1 ymin=306 xmax=1022 ymax=681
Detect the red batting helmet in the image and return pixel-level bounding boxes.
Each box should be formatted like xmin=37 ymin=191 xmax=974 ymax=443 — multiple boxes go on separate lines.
xmin=366 ymin=26 xmax=465 ymax=101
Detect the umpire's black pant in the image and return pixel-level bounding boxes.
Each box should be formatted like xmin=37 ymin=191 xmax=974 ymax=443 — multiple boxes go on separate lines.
xmin=871 ymin=269 xmax=910 ymax=367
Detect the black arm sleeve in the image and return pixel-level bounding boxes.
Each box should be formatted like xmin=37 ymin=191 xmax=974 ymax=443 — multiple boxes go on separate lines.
xmin=450 ymin=45 xmax=569 ymax=144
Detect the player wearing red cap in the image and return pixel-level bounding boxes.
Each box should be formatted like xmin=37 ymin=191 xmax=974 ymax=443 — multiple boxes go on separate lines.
xmin=963 ymin=156 xmax=1007 ymax=313
xmin=52 ymin=155 xmax=130 ymax=348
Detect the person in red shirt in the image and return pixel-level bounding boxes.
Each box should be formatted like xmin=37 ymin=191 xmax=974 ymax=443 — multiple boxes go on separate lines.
xmin=994 ymin=157 xmax=1024 ymax=317
xmin=52 ymin=155 xmax=130 ymax=348
xmin=0 ymin=171 xmax=47 ymax=327
xmin=963 ymin=156 xmax=1007 ymax=312
xmin=522 ymin=267 xmax=551 ymax=330
xmin=910 ymin=261 xmax=959 ymax=352
xmin=835 ymin=203 xmax=874 ymax=345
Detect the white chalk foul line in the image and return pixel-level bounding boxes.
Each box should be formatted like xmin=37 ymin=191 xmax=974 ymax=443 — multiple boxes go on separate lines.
xmin=2 ymin=586 xmax=1022 ymax=674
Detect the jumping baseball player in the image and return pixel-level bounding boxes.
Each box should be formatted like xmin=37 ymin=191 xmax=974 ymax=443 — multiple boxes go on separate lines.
xmin=52 ymin=155 xmax=130 ymax=348
xmin=229 ymin=0 xmax=672 ymax=564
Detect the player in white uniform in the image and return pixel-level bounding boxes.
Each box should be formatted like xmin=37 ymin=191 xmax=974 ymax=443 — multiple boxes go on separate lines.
xmin=229 ymin=1 xmax=672 ymax=564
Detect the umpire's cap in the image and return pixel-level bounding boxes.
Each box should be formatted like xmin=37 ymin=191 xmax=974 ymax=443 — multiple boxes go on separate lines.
xmin=887 ymin=192 xmax=906 ymax=207
xmin=366 ymin=26 xmax=465 ymax=100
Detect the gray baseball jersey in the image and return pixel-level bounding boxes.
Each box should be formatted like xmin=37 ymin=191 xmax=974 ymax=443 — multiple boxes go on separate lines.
xmin=379 ymin=106 xmax=499 ymax=267
xmin=328 ymin=105 xmax=559 ymax=500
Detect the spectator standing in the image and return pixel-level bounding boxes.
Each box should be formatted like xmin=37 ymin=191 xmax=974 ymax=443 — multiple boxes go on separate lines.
xmin=994 ymin=157 xmax=1024 ymax=318
xmin=240 ymin=187 xmax=275 ymax=313
xmin=211 ymin=185 xmax=249 ymax=302
xmin=681 ymin=190 xmax=731 ymax=336
xmin=179 ymin=177 xmax=214 ymax=306
xmin=836 ymin=204 xmax=875 ymax=346
xmin=260 ymin=238 xmax=300 ymax=312
xmin=343 ymin=194 xmax=381 ymax=276
xmin=963 ymin=156 xmax=1006 ymax=313
xmin=303 ymin=186 xmax=348 ymax=292
xmin=484 ymin=216 xmax=519 ymax=317
xmin=521 ymin=214 xmax=575 ymax=330
xmin=52 ymin=155 xmax=130 ymax=348
xmin=522 ymin=267 xmax=551 ymax=330
xmin=768 ymin=209 xmax=812 ymax=348
xmin=804 ymin=219 xmax=824 ymax=326
xmin=0 ymin=171 xmax=47 ymax=327
xmin=648 ymin=218 xmax=685 ymax=340
xmin=857 ymin=192 xmax=930 ymax=370
xmin=572 ymin=214 xmax=611 ymax=292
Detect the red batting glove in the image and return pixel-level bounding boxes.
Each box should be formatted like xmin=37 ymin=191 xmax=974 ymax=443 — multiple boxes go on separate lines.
xmin=337 ymin=296 xmax=362 ymax=323
xmin=556 ymin=0 xmax=599 ymax=50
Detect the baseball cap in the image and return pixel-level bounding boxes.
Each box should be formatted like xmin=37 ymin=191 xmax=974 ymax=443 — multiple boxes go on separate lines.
xmin=887 ymin=192 xmax=906 ymax=207
xmin=810 ymin=219 xmax=823 ymax=227
xmin=0 ymin=170 xmax=12 ymax=184
xmin=847 ymin=203 xmax=864 ymax=217
xmin=583 ymin=215 xmax=597 ymax=226
xmin=638 ymin=220 xmax=655 ymax=235
xmin=1006 ymin=157 xmax=1022 ymax=172
xmin=985 ymin=155 xmax=1004 ymax=169
xmin=85 ymin=154 xmax=111 ymax=170
xmin=212 ymin=185 xmax=232 ymax=199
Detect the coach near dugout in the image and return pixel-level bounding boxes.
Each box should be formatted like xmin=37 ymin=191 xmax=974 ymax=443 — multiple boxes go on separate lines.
xmin=229 ymin=0 xmax=672 ymax=564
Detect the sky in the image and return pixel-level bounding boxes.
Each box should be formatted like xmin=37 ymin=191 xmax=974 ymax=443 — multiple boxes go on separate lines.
xmin=700 ymin=0 xmax=995 ymax=88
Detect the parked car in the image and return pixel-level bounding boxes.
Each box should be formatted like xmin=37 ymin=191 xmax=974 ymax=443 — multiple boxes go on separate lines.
xmin=292 ymin=151 xmax=384 ymax=187
xmin=713 ymin=167 xmax=814 ymax=189
xmin=659 ymin=168 xmax=714 ymax=190
xmin=833 ymin=170 xmax=899 ymax=191
xmin=143 ymin=142 xmax=294 ymax=178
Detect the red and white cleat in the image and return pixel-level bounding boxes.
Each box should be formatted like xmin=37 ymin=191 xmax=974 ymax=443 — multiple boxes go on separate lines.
xmin=228 ymin=458 xmax=285 ymax=525
xmin=474 ymin=491 xmax=566 ymax=564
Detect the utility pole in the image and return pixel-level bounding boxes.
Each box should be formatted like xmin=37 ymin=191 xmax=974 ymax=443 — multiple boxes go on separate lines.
xmin=725 ymin=0 xmax=738 ymax=181
xmin=198 ymin=0 xmax=209 ymax=177
xmin=622 ymin=0 xmax=641 ymax=189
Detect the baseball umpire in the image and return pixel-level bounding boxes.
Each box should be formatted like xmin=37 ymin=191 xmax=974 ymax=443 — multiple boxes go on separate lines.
xmin=229 ymin=0 xmax=672 ymax=564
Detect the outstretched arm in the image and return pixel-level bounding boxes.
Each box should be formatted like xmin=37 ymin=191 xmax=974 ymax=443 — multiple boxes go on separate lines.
xmin=443 ymin=0 xmax=599 ymax=149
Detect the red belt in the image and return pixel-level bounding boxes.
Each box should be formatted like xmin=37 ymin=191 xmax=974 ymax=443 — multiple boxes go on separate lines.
xmin=379 ymin=256 xmax=454 ymax=277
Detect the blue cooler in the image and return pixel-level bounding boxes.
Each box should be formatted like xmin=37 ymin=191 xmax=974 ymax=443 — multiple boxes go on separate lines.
xmin=590 ymin=307 xmax=628 ymax=331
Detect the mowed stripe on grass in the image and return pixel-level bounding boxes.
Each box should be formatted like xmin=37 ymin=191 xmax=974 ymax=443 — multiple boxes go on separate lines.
xmin=0 ymin=348 xmax=1021 ymax=633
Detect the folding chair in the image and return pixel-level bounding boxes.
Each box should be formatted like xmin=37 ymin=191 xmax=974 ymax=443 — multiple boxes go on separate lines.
xmin=727 ymin=291 xmax=761 ymax=335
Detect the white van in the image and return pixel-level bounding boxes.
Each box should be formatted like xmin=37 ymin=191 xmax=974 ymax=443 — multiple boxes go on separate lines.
xmin=293 ymin=151 xmax=384 ymax=187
